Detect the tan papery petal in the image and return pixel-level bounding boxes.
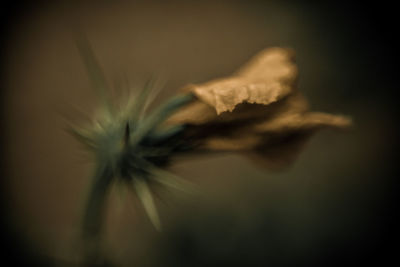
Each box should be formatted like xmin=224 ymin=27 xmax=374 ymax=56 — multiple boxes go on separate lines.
xmin=185 ymin=91 xmax=351 ymax=169
xmin=253 ymin=112 xmax=352 ymax=133
xmin=166 ymin=100 xmax=216 ymax=125
xmin=203 ymin=134 xmax=262 ymax=151
xmin=166 ymin=47 xmax=352 ymax=169
xmin=189 ymin=47 xmax=297 ymax=114
xmin=244 ymin=132 xmax=312 ymax=170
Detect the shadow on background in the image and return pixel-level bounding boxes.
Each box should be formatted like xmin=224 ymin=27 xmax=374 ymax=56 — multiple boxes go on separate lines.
xmin=1 ymin=1 xmax=397 ymax=266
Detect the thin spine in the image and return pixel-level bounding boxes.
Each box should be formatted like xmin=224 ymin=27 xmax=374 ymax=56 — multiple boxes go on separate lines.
xmin=133 ymin=178 xmax=162 ymax=231
xmin=75 ymin=32 xmax=113 ymax=116
xmin=130 ymin=93 xmax=194 ymax=144
xmin=81 ymin=164 xmax=114 ymax=264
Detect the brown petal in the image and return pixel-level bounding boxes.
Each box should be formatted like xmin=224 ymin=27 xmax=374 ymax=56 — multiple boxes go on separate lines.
xmin=166 ymin=47 xmax=352 ymax=170
xmin=182 ymin=92 xmax=310 ymax=151
xmin=246 ymin=114 xmax=351 ymax=169
xmin=177 ymin=91 xmax=351 ymax=169
xmin=188 ymin=47 xmax=297 ymax=114
xmin=244 ymin=132 xmax=313 ymax=170
xmin=166 ymin=100 xmax=216 ymax=125
xmin=235 ymin=47 xmax=297 ymax=83
xmin=202 ymin=134 xmax=262 ymax=151
xmin=253 ymin=112 xmax=352 ymax=133
xmin=250 ymin=92 xmax=351 ymax=134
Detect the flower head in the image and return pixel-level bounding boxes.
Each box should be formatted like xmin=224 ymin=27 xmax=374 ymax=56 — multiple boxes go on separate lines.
xmin=72 ymin=41 xmax=351 ymax=232
xmin=72 ymin=36 xmax=196 ymax=231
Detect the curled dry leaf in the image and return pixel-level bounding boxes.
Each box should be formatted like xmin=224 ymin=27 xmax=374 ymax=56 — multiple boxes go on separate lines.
xmin=168 ymin=47 xmax=352 ymax=169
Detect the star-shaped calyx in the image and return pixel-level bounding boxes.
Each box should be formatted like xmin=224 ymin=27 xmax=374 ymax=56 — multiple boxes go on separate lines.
xmin=71 ymin=35 xmax=195 ymax=233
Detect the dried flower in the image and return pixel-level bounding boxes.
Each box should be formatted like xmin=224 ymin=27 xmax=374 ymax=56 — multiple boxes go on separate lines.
xmin=71 ymin=39 xmax=350 ymax=264
xmin=168 ymin=47 xmax=351 ymax=168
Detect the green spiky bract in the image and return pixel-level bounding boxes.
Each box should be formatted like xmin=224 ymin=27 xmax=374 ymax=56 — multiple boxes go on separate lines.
xmin=72 ymin=34 xmax=195 ymax=264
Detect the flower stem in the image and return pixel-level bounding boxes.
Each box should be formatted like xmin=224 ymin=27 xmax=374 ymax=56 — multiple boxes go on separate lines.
xmin=82 ymin=165 xmax=113 ymax=265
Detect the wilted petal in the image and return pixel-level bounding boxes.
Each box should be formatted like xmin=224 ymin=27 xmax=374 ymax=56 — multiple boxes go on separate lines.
xmin=244 ymin=132 xmax=313 ymax=170
xmin=189 ymin=47 xmax=297 ymax=114
xmin=253 ymin=112 xmax=352 ymax=133
xmin=202 ymin=134 xmax=262 ymax=151
xmin=249 ymin=91 xmax=351 ymax=134
xmin=235 ymin=47 xmax=297 ymax=82
xmin=246 ymin=114 xmax=351 ymax=169
xmin=196 ymin=91 xmax=351 ymax=168
xmin=166 ymin=47 xmax=351 ymax=169
xmin=166 ymin=100 xmax=216 ymax=125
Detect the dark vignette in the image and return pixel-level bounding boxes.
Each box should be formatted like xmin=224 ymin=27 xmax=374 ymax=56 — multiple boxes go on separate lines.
xmin=0 ymin=1 xmax=397 ymax=266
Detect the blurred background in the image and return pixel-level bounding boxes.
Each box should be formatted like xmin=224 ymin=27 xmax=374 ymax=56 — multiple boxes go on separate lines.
xmin=1 ymin=1 xmax=397 ymax=266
